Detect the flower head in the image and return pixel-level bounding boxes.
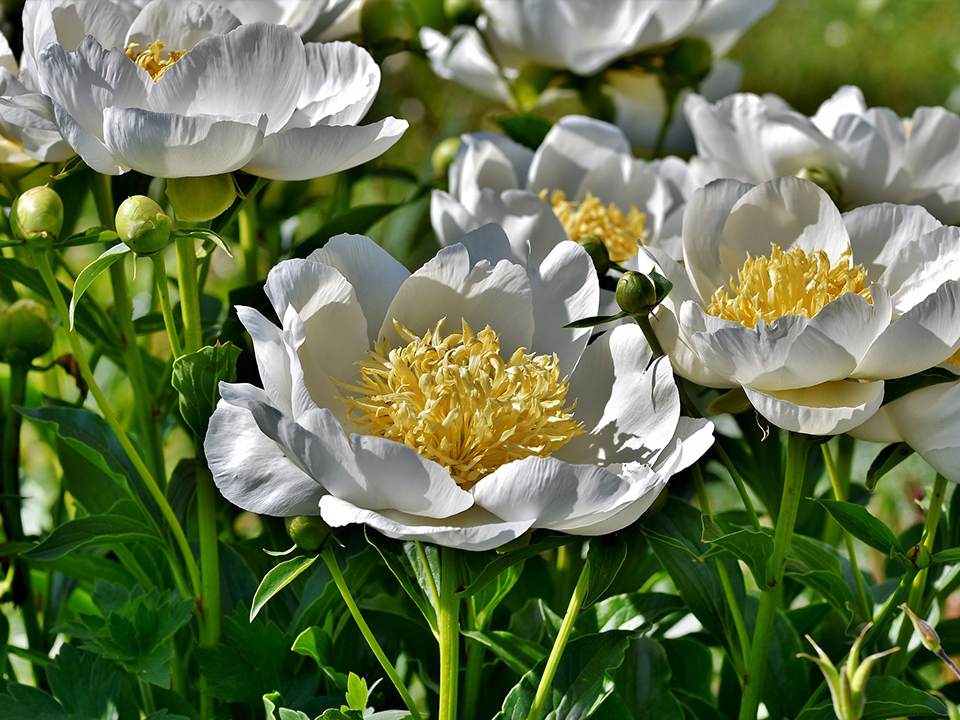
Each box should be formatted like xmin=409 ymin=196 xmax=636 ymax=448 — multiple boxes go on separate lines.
xmin=205 ymin=227 xmax=713 ymax=550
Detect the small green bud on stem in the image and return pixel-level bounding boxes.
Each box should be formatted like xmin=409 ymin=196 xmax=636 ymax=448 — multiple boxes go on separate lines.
xmin=431 ymin=137 xmax=462 ymax=180
xmin=11 ymin=186 xmax=63 ymax=249
xmin=166 ymin=174 xmax=236 ymax=222
xmin=116 ymin=195 xmax=173 ymax=255
xmin=616 ymin=271 xmax=657 ymax=316
xmin=0 ymin=299 xmax=53 ymax=364
xmin=285 ymin=515 xmax=334 ymax=553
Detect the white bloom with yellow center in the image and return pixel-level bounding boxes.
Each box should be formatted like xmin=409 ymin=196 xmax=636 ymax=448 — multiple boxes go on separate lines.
xmin=204 ymin=226 xmax=714 ymax=550
xmin=432 ymin=115 xmax=680 ymax=271
xmin=26 ymin=0 xmax=406 ymax=179
xmin=639 ymin=176 xmax=960 ymax=436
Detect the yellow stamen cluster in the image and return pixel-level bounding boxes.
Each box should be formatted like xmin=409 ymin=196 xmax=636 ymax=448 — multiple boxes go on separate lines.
xmin=337 ymin=319 xmax=582 ymax=488
xmin=541 ymin=189 xmax=647 ymax=262
xmin=124 ymin=40 xmax=187 ymax=82
xmin=706 ymin=244 xmax=872 ymax=328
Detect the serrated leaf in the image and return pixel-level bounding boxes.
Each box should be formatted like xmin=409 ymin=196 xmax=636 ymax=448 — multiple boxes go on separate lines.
xmin=23 ymin=500 xmax=162 ymax=561
xmin=493 ymin=113 xmax=553 ymax=150
xmin=582 ymin=535 xmax=627 ymax=608
xmin=69 ymin=244 xmax=131 ymax=330
xmin=866 ymin=442 xmax=914 ymax=491
xmin=250 ymin=555 xmax=318 ymax=621
xmin=345 ymin=673 xmax=368 ymax=712
xmin=171 ymin=342 xmax=241 ymax=435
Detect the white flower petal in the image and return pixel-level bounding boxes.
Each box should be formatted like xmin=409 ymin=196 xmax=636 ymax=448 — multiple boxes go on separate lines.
xmin=103 ymin=106 xmax=266 ymax=177
xmin=419 ymin=25 xmax=512 ymax=103
xmin=470 ymin=189 xmax=569 ymax=266
xmin=430 ymin=189 xmax=483 ymax=248
xmin=49 ymin=98 xmax=124 ymax=174
xmin=843 ymin=203 xmax=943 ymax=282
xmin=125 ymin=0 xmax=241 ymax=50
xmin=236 ymin=306 xmax=292 ymax=416
xmin=148 ymin=22 xmax=305 ymax=135
xmin=743 ymin=379 xmax=885 ymax=436
xmin=0 ymin=93 xmax=74 ymax=162
xmin=288 ymin=41 xmax=380 ymax=128
xmin=527 ymin=240 xmax=599 ymax=377
xmin=321 ymin=496 xmax=531 ymax=552
xmin=455 ymin=222 xmax=515 ymax=266
xmin=453 ymin=132 xmax=527 ymax=210
xmin=205 ymin=393 xmax=326 ymax=516
xmin=810 ymin=85 xmax=867 ymax=136
xmin=380 ymin=242 xmax=535 ymax=353
xmin=243 ymin=117 xmax=407 ymax=181
xmin=652 ymin=417 xmax=715 ymax=476
xmin=307 ymin=233 xmax=410 ymax=346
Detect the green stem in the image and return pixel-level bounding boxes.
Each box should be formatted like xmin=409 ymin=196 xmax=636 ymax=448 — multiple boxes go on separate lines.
xmin=461 ymin=601 xmax=485 ymax=720
xmin=716 ymin=442 xmax=762 ymax=533
xmin=634 ymin=314 xmax=665 ymax=358
xmin=1 ymin=362 xmax=45 ymax=678
xmin=527 ymin=561 xmax=591 ymax=720
xmin=822 ymin=442 xmax=872 ymax=622
xmin=32 ymin=249 xmax=200 ymax=597
xmin=175 ymin=236 xmax=203 ymax=353
xmin=238 ymin=199 xmax=259 ymax=285
xmin=652 ymin=87 xmax=679 ymax=158
xmin=438 ymin=546 xmax=461 ymax=720
xmin=149 ymin=252 xmax=183 ymax=359
xmin=738 ymin=432 xmax=810 ymax=720
xmin=416 ymin=540 xmax=441 ymax=615
xmin=196 ymin=459 xmax=220 ymax=648
xmin=321 ymin=548 xmax=424 ymax=720
xmin=887 ymin=473 xmax=948 ymax=676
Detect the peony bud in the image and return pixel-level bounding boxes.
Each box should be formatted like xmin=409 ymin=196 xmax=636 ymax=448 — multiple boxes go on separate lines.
xmin=285 ymin=515 xmax=334 ymax=553
xmin=0 ymin=299 xmax=53 ymax=364
xmin=616 ymin=271 xmax=657 ymax=316
xmin=11 ymin=186 xmax=63 ymax=249
xmin=908 ymin=542 xmax=931 ymax=570
xmin=577 ymin=236 xmax=612 ymax=276
xmin=431 ymin=137 xmax=461 ymax=180
xmin=899 ymin=604 xmax=941 ymax=654
xmin=116 ymin=195 xmax=173 ymax=256
xmin=166 ymin=174 xmax=236 ymax=222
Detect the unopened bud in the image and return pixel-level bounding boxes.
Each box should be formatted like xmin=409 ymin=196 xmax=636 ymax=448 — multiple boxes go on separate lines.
xmin=0 ymin=299 xmax=53 ymax=364
xmin=11 ymin=186 xmax=63 ymax=249
xmin=796 ymin=166 xmax=844 ymax=209
xmin=285 ymin=515 xmax=334 ymax=552
xmin=166 ymin=174 xmax=236 ymax=222
xmin=116 ymin=195 xmax=173 ymax=256
xmin=909 ymin=542 xmax=931 ymax=569
xmin=616 ymin=271 xmax=657 ymax=316
xmin=431 ymin=137 xmax=461 ymax=180
xmin=577 ymin=236 xmax=611 ymax=276
xmin=899 ymin=604 xmax=941 ymax=654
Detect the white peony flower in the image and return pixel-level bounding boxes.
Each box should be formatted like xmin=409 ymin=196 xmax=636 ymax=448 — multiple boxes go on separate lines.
xmin=204 ymin=227 xmax=713 ymax=550
xmin=684 ymin=85 xmax=960 ymax=224
xmin=23 ymin=0 xmax=406 ymax=179
xmin=639 ymin=176 xmax=960 ymax=436
xmin=217 ymin=0 xmax=361 ymax=42
xmin=432 ymin=115 xmax=682 ymax=272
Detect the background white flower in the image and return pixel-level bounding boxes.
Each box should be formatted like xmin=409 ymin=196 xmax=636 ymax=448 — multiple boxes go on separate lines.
xmin=684 ymin=85 xmax=960 ymax=223
xmin=205 ymin=227 xmax=713 ymax=550
xmin=24 ymin=0 xmax=406 ymax=179
xmin=640 ymin=176 xmax=960 ymax=435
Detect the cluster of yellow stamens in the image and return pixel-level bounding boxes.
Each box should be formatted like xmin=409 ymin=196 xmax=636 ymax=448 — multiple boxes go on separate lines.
xmin=124 ymin=40 xmax=187 ymax=82
xmin=336 ymin=319 xmax=582 ymax=488
xmin=706 ymin=244 xmax=872 ymax=328
xmin=541 ymin=189 xmax=647 ymax=262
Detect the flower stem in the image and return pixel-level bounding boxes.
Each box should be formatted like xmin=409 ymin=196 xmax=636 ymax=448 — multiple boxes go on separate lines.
xmin=652 ymin=87 xmax=679 ymax=159
xmin=175 ymin=236 xmax=203 ymax=354
xmin=634 ymin=314 xmax=665 ymax=358
xmin=149 ymin=252 xmax=183 ymax=359
xmin=886 ymin=473 xmax=948 ymax=676
xmin=526 ymin=559 xmax=591 ymax=720
xmin=738 ymin=432 xmax=810 ymax=720
xmin=321 ymin=548 xmax=424 ymax=720
xmin=461 ymin=601 xmax=486 ymax=720
xmin=716 ymin=441 xmax=762 ymax=533
xmin=32 ymin=249 xmax=199 ymax=596
xmin=238 ymin=199 xmax=259 ymax=285
xmin=438 ymin=546 xmax=462 ymax=720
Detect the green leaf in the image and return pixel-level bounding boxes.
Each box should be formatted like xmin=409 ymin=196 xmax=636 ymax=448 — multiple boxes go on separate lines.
xmin=23 ymin=500 xmax=163 ymax=561
xmin=294 ymin=203 xmax=399 ymax=258
xmin=493 ymin=113 xmax=553 ymax=150
xmin=582 ymin=535 xmax=627 ymax=608
xmin=291 ymin=626 xmax=332 ymax=667
xmin=814 ymin=499 xmax=906 ymax=562
xmin=700 ymin=515 xmax=773 ymax=588
xmin=461 ymin=630 xmax=547 ymax=677
xmin=932 ymin=547 xmax=960 ymax=564
xmin=706 ymin=387 xmax=751 ymax=415
xmin=365 ymin=529 xmax=439 ymax=632
xmin=882 ymin=366 xmax=959 ymax=405
xmin=577 ymin=592 xmax=685 ymax=634
xmin=172 ymin=228 xmax=233 ymax=258
xmin=68 ymin=244 xmax=130 ymax=330
xmin=250 ymin=554 xmax=319 ymax=621
xmin=494 ymin=630 xmax=635 ymax=720
xmin=59 ymin=226 xmax=120 ymax=248
xmin=171 ymin=342 xmax=241 ymax=435
xmin=563 ymin=311 xmax=630 ymax=329
xmin=345 ymin=673 xmax=369 ymax=712
xmin=463 ymin=558 xmax=521 ymax=630
xmin=457 ymin=532 xmax=578 ymax=598
xmin=795 ymin=676 xmax=948 ymax=720
xmin=866 ymin=442 xmax=914 ymax=491
xmin=618 ymin=638 xmax=685 ymax=720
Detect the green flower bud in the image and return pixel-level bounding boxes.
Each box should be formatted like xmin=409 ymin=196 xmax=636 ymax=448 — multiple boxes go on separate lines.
xmin=361 ymin=0 xmax=419 ymax=45
xmin=11 ymin=186 xmax=64 ymax=249
xmin=431 ymin=137 xmax=461 ymax=180
xmin=577 ymin=235 xmax=612 ymax=276
xmin=909 ymin=542 xmax=931 ymax=570
xmin=443 ymin=0 xmax=480 ymax=23
xmin=899 ymin=604 xmax=941 ymax=654
xmin=116 ymin=195 xmax=173 ymax=256
xmin=616 ymin=271 xmax=657 ymax=316
xmin=166 ymin=174 xmax=236 ymax=222
xmin=285 ymin=515 xmax=334 ymax=553
xmin=796 ymin=166 xmax=844 ymax=209
xmin=0 ymin=299 xmax=54 ymax=364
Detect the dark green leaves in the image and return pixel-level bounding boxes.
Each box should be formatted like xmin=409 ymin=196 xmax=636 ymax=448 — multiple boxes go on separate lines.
xmin=795 ymin=676 xmax=947 ymax=720
xmin=582 ymin=535 xmax=627 ymax=609
xmin=171 ymin=342 xmax=241 ymax=435
xmin=251 ymin=554 xmax=319 ymax=621
xmin=814 ymin=499 xmax=909 ymax=567
xmin=23 ymin=500 xmax=162 ymax=561
xmin=866 ymin=443 xmax=914 ymax=491
xmin=493 ymin=113 xmax=553 ymax=150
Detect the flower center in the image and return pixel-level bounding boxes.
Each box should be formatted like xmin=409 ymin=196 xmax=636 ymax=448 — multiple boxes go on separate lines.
xmin=124 ymin=40 xmax=188 ymax=82
xmin=541 ymin=189 xmax=647 ymax=262
xmin=336 ymin=319 xmax=582 ymax=488
xmin=706 ymin=244 xmax=872 ymax=328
